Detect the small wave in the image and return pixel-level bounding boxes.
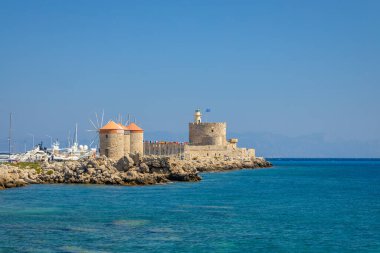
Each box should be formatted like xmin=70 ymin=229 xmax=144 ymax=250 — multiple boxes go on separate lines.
xmin=146 ymin=236 xmax=182 ymax=242
xmin=179 ymin=205 xmax=233 ymax=210
xmin=148 ymin=227 xmax=176 ymax=233
xmin=0 ymin=207 xmax=59 ymax=215
xmin=112 ymin=219 xmax=149 ymax=227
xmin=66 ymin=226 xmax=99 ymax=233
xmin=59 ymin=246 xmax=109 ymax=253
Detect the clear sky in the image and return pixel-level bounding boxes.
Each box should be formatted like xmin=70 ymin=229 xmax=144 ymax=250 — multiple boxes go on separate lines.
xmin=0 ymin=0 xmax=379 ymax=157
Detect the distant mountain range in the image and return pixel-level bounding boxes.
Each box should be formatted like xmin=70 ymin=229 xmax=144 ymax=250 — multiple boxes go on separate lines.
xmin=144 ymin=131 xmax=380 ymax=158
xmin=1 ymin=131 xmax=379 ymax=158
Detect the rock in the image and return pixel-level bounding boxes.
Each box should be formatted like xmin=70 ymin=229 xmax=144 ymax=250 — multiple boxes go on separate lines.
xmin=138 ymin=163 xmax=150 ymax=173
xmin=5 ymin=182 xmax=16 ymax=188
xmin=114 ymin=155 xmax=134 ymax=171
xmin=126 ymin=169 xmax=139 ymax=179
xmin=85 ymin=158 xmax=98 ymax=168
xmin=168 ymin=172 xmax=201 ymax=182
xmin=15 ymin=179 xmax=27 ymax=187
xmin=130 ymin=153 xmax=142 ymax=167
xmin=98 ymin=165 xmax=106 ymax=172
xmin=24 ymin=178 xmax=37 ymax=184
xmin=151 ymin=159 xmax=161 ymax=168
xmin=87 ymin=168 xmax=96 ymax=175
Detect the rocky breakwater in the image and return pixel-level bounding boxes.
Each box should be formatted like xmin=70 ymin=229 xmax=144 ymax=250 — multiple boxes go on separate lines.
xmin=0 ymin=154 xmax=201 ymax=190
xmin=0 ymin=155 xmax=271 ymax=190
xmin=176 ymin=156 xmax=272 ymax=172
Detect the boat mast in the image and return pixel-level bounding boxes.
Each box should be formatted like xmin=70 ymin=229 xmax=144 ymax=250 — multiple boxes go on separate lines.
xmin=67 ymin=131 xmax=71 ymax=148
xmin=8 ymin=113 xmax=12 ymax=158
xmin=75 ymin=123 xmax=78 ymax=145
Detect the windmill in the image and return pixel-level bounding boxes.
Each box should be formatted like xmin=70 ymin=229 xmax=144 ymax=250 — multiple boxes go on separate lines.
xmin=87 ymin=111 xmax=134 ymax=150
xmin=87 ymin=110 xmax=105 ymax=150
xmin=116 ymin=113 xmax=134 ymax=126
xmin=123 ymin=113 xmax=132 ymax=126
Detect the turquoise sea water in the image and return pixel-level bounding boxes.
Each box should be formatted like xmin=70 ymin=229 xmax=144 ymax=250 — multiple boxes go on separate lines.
xmin=0 ymin=159 xmax=379 ymax=253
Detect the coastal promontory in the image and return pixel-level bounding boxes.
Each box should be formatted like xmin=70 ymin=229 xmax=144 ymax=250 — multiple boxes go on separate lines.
xmin=0 ymin=155 xmax=271 ymax=190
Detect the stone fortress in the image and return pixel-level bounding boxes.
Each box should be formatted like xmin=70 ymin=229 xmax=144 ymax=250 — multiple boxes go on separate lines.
xmin=99 ymin=109 xmax=255 ymax=160
xmin=184 ymin=109 xmax=255 ymax=159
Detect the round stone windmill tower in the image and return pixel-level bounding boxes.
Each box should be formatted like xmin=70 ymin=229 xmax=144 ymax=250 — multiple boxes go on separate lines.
xmin=118 ymin=123 xmax=131 ymax=156
xmin=126 ymin=123 xmax=144 ymax=155
xmin=99 ymin=120 xmax=125 ymax=160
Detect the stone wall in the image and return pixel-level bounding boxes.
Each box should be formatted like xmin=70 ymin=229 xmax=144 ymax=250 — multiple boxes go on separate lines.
xmin=142 ymin=141 xmax=255 ymax=159
xmin=144 ymin=142 xmax=185 ymax=157
xmin=189 ymin=122 xmax=227 ymax=146
xmin=123 ymin=131 xmax=131 ymax=156
xmin=99 ymin=131 xmax=124 ymax=160
xmin=184 ymin=143 xmax=255 ymax=159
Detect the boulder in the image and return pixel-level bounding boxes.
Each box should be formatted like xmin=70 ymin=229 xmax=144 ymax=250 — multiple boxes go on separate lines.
xmin=130 ymin=153 xmax=142 ymax=167
xmin=114 ymin=155 xmax=134 ymax=171
xmin=138 ymin=163 xmax=150 ymax=173
xmin=168 ymin=172 xmax=201 ymax=182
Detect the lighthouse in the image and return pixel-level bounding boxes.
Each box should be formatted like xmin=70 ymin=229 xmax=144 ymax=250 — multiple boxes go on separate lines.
xmin=194 ymin=109 xmax=202 ymax=124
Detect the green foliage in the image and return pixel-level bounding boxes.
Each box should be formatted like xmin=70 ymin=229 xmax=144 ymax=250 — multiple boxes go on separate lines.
xmin=46 ymin=170 xmax=54 ymax=175
xmin=5 ymin=162 xmax=42 ymax=174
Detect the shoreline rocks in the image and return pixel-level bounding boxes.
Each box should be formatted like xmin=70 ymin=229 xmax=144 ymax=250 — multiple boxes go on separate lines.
xmin=0 ymin=155 xmax=272 ymax=190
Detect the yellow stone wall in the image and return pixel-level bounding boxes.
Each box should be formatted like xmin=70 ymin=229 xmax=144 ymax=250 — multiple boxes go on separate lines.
xmin=130 ymin=132 xmax=144 ymax=155
xmin=99 ymin=131 xmax=124 ymax=160
xmin=123 ymin=131 xmax=131 ymax=156
xmin=189 ymin=122 xmax=227 ymax=146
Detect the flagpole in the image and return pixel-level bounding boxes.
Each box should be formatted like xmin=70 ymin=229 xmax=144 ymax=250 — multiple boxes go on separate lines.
xmin=204 ymin=108 xmax=211 ymax=123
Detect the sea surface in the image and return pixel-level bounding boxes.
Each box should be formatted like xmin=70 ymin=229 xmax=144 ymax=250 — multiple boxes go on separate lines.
xmin=0 ymin=159 xmax=379 ymax=253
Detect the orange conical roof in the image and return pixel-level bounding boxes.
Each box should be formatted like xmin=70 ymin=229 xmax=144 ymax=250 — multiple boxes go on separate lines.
xmin=99 ymin=120 xmax=124 ymax=132
xmin=118 ymin=123 xmax=129 ymax=130
xmin=125 ymin=122 xmax=144 ymax=132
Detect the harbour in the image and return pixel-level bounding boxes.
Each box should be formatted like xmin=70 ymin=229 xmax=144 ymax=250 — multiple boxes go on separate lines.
xmin=1 ymin=159 xmax=379 ymax=252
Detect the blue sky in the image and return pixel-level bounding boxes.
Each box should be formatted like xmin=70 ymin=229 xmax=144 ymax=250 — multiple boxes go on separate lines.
xmin=0 ymin=0 xmax=379 ymax=157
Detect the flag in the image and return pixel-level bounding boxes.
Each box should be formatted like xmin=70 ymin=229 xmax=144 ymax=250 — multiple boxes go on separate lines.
xmin=205 ymin=108 xmax=211 ymax=113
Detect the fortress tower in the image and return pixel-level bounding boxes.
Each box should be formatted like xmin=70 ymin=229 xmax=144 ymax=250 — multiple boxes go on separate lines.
xmin=189 ymin=110 xmax=227 ymax=146
xmin=99 ymin=121 xmax=125 ymax=160
xmin=126 ymin=123 xmax=144 ymax=155
xmin=185 ymin=109 xmax=255 ymax=159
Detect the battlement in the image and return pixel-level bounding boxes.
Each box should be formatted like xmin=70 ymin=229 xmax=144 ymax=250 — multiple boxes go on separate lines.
xmin=189 ymin=122 xmax=226 ymax=126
